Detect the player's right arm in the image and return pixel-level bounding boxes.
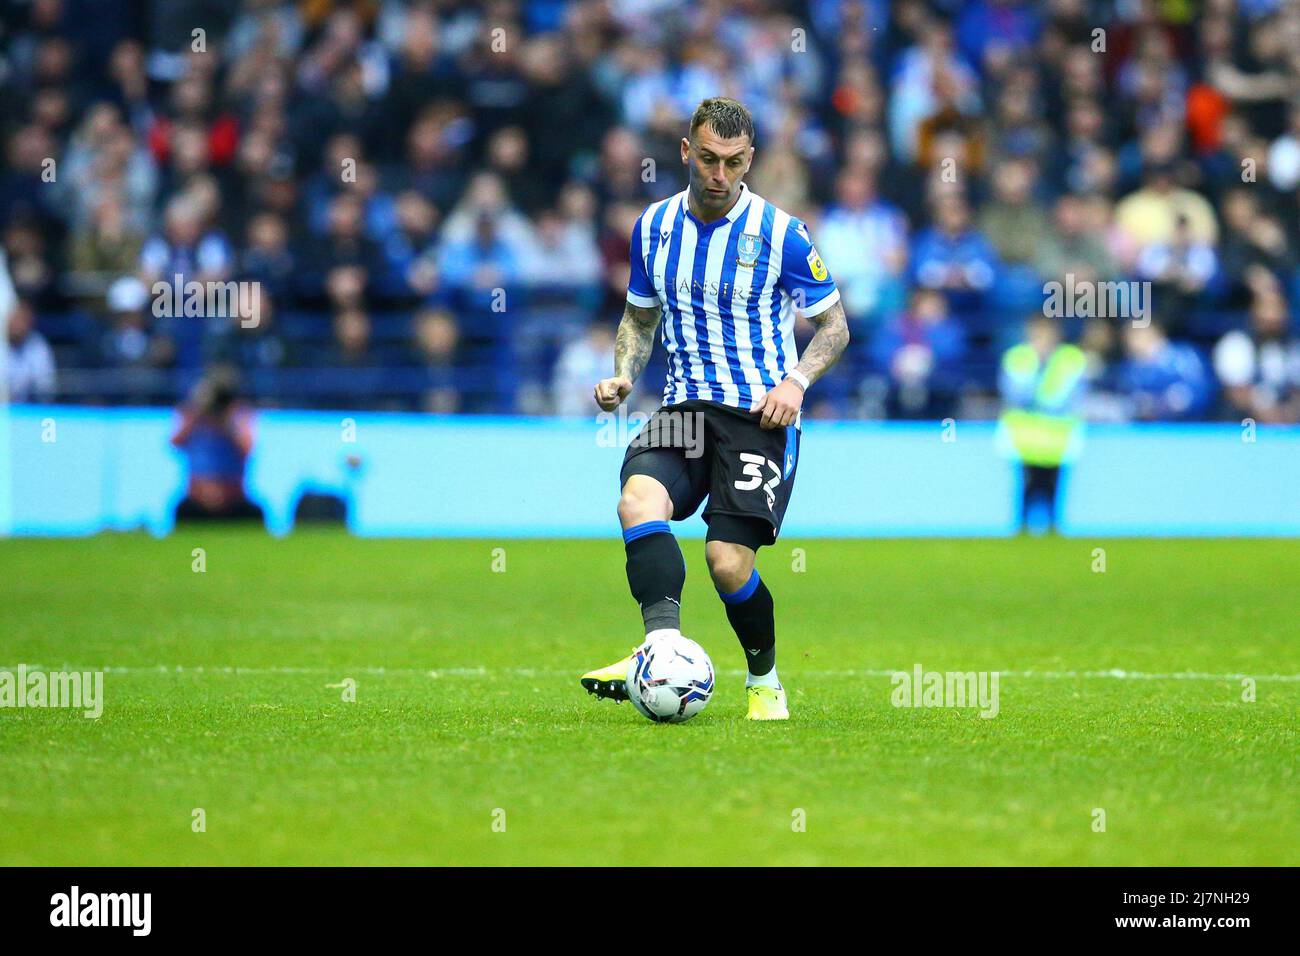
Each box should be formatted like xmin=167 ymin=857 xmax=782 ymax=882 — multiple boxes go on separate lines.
xmin=595 ymin=212 xmax=662 ymax=411
xmin=594 ymin=300 xmax=660 ymax=411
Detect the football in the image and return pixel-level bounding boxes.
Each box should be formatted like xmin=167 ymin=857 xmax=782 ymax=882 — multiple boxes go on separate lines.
xmin=626 ymin=634 xmax=715 ymax=723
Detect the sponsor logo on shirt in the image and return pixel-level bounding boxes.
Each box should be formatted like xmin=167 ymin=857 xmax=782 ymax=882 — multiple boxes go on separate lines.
xmin=806 ymin=247 xmax=828 ymax=281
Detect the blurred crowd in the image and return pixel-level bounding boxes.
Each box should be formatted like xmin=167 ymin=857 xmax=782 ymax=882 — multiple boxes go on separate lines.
xmin=3 ymin=0 xmax=1300 ymax=423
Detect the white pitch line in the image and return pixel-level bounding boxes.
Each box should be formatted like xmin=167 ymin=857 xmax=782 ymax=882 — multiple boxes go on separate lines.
xmin=807 ymin=668 xmax=1300 ymax=683
xmin=2 ymin=665 xmax=1299 ymax=682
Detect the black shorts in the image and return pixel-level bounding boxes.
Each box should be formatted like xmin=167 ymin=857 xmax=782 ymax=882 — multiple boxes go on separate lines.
xmin=620 ymin=400 xmax=800 ymax=550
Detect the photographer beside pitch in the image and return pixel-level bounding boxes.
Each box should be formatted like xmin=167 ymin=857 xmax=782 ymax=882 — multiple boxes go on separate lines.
xmin=170 ymin=368 xmax=264 ymax=525
xmin=583 ymin=98 xmax=849 ymax=721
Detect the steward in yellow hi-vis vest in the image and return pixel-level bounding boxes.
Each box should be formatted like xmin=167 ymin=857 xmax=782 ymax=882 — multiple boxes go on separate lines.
xmin=998 ymin=317 xmax=1088 ymax=532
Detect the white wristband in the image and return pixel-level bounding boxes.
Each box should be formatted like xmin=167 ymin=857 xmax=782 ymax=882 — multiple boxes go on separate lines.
xmin=786 ymin=369 xmax=810 ymax=391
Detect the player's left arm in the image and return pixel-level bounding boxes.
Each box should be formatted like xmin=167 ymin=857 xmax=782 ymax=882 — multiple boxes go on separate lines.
xmin=793 ymin=298 xmax=850 ymax=387
xmin=759 ymin=222 xmax=850 ymax=429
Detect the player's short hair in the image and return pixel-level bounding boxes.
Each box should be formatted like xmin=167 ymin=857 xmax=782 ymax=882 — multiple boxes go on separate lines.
xmin=690 ymin=98 xmax=755 ymax=146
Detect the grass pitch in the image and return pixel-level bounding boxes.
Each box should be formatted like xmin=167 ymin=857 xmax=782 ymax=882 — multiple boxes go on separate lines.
xmin=1 ymin=530 xmax=1295 ymax=866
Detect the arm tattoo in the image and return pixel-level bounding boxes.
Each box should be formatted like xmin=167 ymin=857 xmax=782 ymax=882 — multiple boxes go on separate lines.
xmin=614 ymin=301 xmax=662 ymax=382
xmin=794 ymin=300 xmax=850 ymax=386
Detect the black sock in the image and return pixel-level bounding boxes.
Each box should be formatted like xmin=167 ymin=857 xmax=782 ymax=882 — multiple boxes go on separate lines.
xmin=623 ymin=521 xmax=684 ymax=633
xmin=718 ymin=570 xmax=775 ymax=677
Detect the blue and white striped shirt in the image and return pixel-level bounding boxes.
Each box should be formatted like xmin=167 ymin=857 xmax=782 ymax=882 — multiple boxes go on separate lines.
xmin=626 ymin=182 xmax=840 ymax=411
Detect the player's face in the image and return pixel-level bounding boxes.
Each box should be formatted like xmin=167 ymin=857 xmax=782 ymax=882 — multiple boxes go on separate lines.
xmin=681 ymin=124 xmax=753 ymax=219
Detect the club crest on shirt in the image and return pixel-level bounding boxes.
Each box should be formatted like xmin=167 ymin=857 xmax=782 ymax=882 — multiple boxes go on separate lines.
xmin=737 ymin=233 xmax=763 ymax=268
xmin=806 ymin=247 xmax=828 ymax=281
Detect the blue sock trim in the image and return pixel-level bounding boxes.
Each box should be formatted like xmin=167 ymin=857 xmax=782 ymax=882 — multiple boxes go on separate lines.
xmin=718 ymin=569 xmax=760 ymax=605
xmin=622 ymin=520 xmax=671 ymax=544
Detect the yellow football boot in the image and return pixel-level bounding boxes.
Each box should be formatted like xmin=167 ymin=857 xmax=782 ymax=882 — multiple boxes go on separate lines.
xmin=580 ymin=653 xmax=635 ymax=702
xmin=746 ymin=684 xmax=789 ymax=720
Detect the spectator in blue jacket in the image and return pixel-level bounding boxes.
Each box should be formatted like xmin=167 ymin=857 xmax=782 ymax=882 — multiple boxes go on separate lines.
xmin=1118 ymin=323 xmax=1214 ymax=421
xmin=870 ymin=288 xmax=968 ymax=419
xmin=911 ymin=193 xmax=1000 ymax=322
xmin=437 ymin=211 xmax=525 ymax=308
